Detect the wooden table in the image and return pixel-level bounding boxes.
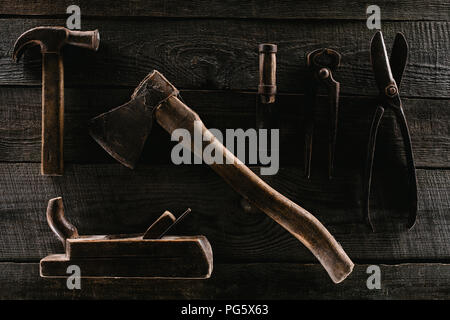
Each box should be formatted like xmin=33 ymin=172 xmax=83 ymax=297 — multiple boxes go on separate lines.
xmin=0 ymin=0 xmax=449 ymax=299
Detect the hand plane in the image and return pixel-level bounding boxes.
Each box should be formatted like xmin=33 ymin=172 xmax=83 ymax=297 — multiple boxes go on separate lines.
xmin=40 ymin=197 xmax=213 ymax=279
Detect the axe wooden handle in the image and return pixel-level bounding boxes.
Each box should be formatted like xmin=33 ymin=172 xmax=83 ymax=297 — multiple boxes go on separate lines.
xmin=155 ymin=95 xmax=354 ymax=283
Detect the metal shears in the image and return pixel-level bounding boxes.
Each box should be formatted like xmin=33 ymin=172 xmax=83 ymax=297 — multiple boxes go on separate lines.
xmin=364 ymin=31 xmax=418 ymax=231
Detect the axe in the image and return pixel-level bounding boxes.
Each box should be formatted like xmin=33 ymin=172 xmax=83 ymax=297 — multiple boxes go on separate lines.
xmin=89 ymin=70 xmax=353 ymax=283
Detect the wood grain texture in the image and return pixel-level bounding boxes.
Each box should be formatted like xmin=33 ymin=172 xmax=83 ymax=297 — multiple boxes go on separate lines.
xmin=0 ymin=164 xmax=448 ymax=262
xmin=1 ymin=19 xmax=449 ymax=98
xmin=0 ymin=88 xmax=448 ymax=167
xmin=0 ymin=0 xmax=448 ymax=299
xmin=0 ymin=1 xmax=448 ymax=20
xmin=1 ymin=262 xmax=449 ymax=299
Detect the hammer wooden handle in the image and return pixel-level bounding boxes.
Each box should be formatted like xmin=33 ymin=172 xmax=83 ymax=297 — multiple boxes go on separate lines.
xmin=42 ymin=53 xmax=64 ymax=175
xmin=155 ymin=96 xmax=354 ymax=283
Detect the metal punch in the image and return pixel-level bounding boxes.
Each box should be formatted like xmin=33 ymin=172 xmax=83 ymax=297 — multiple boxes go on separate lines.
xmin=256 ymin=43 xmax=277 ymax=131
xmin=305 ymin=48 xmax=341 ymax=179
xmin=258 ymin=43 xmax=277 ymax=105
xmin=364 ymin=31 xmax=418 ymax=231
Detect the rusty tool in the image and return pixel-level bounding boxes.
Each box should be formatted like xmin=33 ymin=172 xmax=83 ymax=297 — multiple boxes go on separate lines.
xmin=305 ymin=48 xmax=341 ymax=179
xmin=89 ymin=70 xmax=354 ymax=283
xmin=42 ymin=197 xmax=211 ymax=279
xmin=256 ymin=43 xmax=277 ymax=131
xmin=13 ymin=26 xmax=100 ymax=175
xmin=258 ymin=43 xmax=277 ymax=105
xmin=240 ymin=43 xmax=278 ymax=214
xmin=364 ymin=31 xmax=418 ymax=231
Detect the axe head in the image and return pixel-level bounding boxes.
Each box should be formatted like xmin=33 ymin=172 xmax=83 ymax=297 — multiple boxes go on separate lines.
xmin=89 ymin=70 xmax=179 ymax=168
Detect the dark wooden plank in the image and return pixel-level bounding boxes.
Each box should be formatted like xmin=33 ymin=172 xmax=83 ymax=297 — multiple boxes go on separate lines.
xmin=0 ymin=164 xmax=448 ymax=262
xmin=1 ymin=262 xmax=449 ymax=299
xmin=0 ymin=1 xmax=448 ymax=20
xmin=0 ymin=88 xmax=448 ymax=167
xmin=1 ymin=19 xmax=449 ymax=97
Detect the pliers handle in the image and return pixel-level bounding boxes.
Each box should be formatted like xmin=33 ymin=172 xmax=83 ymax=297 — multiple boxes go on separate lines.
xmin=305 ymin=48 xmax=341 ymax=179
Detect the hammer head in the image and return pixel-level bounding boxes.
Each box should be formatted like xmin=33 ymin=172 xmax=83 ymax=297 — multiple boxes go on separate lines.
xmin=13 ymin=26 xmax=100 ymax=62
xmin=89 ymin=70 xmax=179 ymax=168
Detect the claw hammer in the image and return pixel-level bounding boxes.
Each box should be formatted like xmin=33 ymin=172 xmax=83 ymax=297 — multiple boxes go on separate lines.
xmin=13 ymin=26 xmax=100 ymax=175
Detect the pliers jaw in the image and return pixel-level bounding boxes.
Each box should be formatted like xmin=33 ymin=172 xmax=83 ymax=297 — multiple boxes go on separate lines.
xmin=305 ymin=48 xmax=341 ymax=179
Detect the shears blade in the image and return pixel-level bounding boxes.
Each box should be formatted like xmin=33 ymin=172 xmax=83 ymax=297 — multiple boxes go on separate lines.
xmin=370 ymin=31 xmax=396 ymax=95
xmin=390 ymin=33 xmax=408 ymax=87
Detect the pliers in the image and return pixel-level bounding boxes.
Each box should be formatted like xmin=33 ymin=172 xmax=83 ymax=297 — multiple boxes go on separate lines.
xmin=364 ymin=31 xmax=418 ymax=231
xmin=305 ymin=48 xmax=341 ymax=179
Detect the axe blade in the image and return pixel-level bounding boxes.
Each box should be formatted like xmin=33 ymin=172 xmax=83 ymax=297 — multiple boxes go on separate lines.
xmin=89 ymin=96 xmax=153 ymax=169
xmin=89 ymin=70 xmax=179 ymax=169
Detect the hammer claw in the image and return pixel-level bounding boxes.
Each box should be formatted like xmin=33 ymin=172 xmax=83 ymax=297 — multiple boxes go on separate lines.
xmin=13 ymin=39 xmax=40 ymax=62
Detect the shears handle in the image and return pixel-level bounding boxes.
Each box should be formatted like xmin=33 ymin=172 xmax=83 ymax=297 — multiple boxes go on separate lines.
xmin=394 ymin=107 xmax=418 ymax=229
xmin=363 ymin=104 xmax=418 ymax=231
xmin=363 ymin=105 xmax=385 ymax=230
